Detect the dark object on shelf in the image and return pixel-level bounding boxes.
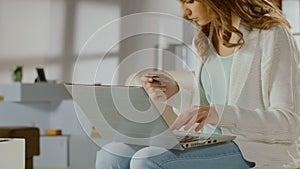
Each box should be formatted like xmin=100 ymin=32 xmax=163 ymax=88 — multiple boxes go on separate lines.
xmin=0 ymin=126 xmax=40 ymax=169
xmin=35 ymin=68 xmax=47 ymax=83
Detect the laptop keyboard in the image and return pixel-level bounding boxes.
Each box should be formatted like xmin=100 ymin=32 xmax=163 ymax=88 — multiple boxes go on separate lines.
xmin=175 ymin=134 xmax=210 ymax=143
xmin=177 ymin=135 xmax=199 ymax=142
xmin=173 ymin=131 xmax=211 ymax=143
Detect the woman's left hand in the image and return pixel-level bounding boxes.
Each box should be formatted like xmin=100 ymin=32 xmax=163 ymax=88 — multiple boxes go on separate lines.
xmin=170 ymin=105 xmax=219 ymax=132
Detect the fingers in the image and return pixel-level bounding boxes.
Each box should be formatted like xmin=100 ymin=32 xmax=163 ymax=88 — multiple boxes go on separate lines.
xmin=183 ymin=109 xmax=208 ymax=131
xmin=194 ymin=119 xmax=207 ymax=132
xmin=170 ymin=106 xmax=210 ymax=132
xmin=170 ymin=114 xmax=186 ymax=130
xmin=170 ymin=108 xmax=197 ymax=130
xmin=141 ymin=75 xmax=167 ymax=88
xmin=147 ymin=83 xmax=167 ymax=90
xmin=141 ymin=74 xmax=168 ymax=101
xmin=149 ymin=90 xmax=167 ymax=102
xmin=184 ymin=114 xmax=198 ymax=131
xmin=140 ymin=75 xmax=154 ymax=83
xmin=141 ymin=74 xmax=168 ymax=83
xmin=146 ymin=84 xmax=167 ymax=101
xmin=140 ymin=73 xmax=179 ymax=101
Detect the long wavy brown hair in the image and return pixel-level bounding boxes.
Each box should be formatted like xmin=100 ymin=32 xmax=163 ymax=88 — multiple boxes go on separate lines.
xmin=188 ymin=0 xmax=291 ymax=58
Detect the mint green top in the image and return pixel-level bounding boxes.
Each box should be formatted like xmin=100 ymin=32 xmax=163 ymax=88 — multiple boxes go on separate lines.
xmin=201 ymin=48 xmax=234 ymax=105
xmin=200 ymin=47 xmax=234 ymax=135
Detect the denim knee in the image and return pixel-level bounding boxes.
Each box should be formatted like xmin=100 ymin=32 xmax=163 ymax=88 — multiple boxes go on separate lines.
xmin=95 ymin=142 xmax=140 ymax=169
xmin=95 ymin=149 xmax=130 ymax=169
xmin=130 ymin=146 xmax=168 ymax=169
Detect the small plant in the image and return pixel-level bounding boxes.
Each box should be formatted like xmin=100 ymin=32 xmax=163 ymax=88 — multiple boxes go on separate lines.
xmin=12 ymin=65 xmax=23 ymax=82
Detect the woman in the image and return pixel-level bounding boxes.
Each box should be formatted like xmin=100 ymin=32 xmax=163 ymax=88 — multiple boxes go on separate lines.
xmin=96 ymin=0 xmax=300 ymax=168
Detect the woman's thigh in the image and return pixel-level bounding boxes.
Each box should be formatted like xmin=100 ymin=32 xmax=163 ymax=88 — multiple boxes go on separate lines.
xmin=130 ymin=141 xmax=255 ymax=169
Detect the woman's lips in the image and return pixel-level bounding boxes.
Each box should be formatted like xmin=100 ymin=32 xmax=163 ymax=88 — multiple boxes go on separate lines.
xmin=191 ymin=18 xmax=198 ymax=22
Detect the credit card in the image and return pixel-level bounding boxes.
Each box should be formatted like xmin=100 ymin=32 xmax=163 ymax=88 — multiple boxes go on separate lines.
xmin=144 ymin=75 xmax=170 ymax=83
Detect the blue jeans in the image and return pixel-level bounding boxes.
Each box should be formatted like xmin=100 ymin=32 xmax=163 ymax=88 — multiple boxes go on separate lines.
xmin=95 ymin=141 xmax=255 ymax=169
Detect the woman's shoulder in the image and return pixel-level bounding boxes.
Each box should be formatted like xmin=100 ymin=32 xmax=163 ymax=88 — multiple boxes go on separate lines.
xmin=258 ymin=23 xmax=292 ymax=38
xmin=239 ymin=23 xmax=290 ymax=42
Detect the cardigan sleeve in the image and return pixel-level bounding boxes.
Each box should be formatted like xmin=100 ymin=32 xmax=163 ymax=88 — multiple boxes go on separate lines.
xmin=218 ymin=25 xmax=300 ymax=143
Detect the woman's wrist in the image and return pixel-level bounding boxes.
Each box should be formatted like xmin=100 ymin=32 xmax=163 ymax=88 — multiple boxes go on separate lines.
xmin=207 ymin=104 xmax=219 ymax=126
xmin=166 ymin=82 xmax=179 ymax=99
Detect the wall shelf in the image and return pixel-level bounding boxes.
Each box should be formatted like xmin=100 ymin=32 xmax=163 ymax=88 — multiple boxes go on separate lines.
xmin=0 ymin=83 xmax=71 ymax=102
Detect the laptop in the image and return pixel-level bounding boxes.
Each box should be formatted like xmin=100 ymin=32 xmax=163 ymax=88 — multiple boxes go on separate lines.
xmin=65 ymin=84 xmax=235 ymax=150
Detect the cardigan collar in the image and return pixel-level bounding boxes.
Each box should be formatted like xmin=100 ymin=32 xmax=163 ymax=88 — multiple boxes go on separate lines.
xmin=228 ymin=26 xmax=259 ymax=104
xmin=194 ymin=25 xmax=259 ymax=105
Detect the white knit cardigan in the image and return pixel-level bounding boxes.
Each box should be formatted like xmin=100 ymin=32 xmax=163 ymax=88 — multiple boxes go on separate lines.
xmin=168 ymin=24 xmax=300 ymax=168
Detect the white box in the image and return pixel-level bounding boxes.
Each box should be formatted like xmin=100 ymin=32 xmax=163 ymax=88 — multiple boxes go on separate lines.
xmin=0 ymin=138 xmax=25 ymax=169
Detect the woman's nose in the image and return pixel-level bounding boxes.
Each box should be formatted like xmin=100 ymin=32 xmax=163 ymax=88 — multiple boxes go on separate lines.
xmin=185 ymin=9 xmax=192 ymax=16
xmin=181 ymin=7 xmax=192 ymax=18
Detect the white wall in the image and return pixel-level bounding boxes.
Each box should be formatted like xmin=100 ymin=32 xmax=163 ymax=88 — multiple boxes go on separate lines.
xmin=282 ymin=0 xmax=300 ymax=48
xmin=72 ymin=0 xmax=121 ymax=84
xmin=0 ymin=0 xmax=198 ymax=85
xmin=0 ymin=0 xmax=299 ymax=83
xmin=0 ymin=0 xmax=51 ymax=83
xmin=118 ymin=0 xmax=184 ymax=83
xmin=0 ymin=0 xmax=121 ymax=84
xmin=0 ymin=101 xmax=89 ymax=136
xmin=0 ymin=102 xmax=51 ymax=132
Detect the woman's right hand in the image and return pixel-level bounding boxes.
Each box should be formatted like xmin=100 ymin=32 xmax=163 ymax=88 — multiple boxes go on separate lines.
xmin=140 ymin=74 xmax=179 ymax=102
